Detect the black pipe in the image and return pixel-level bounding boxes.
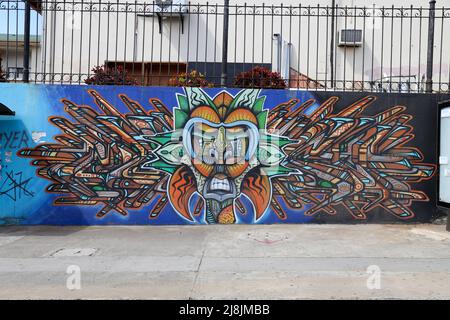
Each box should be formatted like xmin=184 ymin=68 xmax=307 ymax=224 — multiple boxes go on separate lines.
xmin=23 ymin=0 xmax=31 ymax=83
xmin=426 ymin=0 xmax=436 ymax=93
xmin=330 ymin=0 xmax=336 ymax=89
xmin=221 ymin=0 xmax=230 ymax=87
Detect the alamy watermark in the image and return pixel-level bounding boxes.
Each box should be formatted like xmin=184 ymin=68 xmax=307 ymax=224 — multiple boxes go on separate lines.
xmin=366 ymin=265 xmax=381 ymax=290
xmin=66 ymin=265 xmax=81 ymax=290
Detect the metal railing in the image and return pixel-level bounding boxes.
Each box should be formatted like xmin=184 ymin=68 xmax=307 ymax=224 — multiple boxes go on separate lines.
xmin=0 ymin=0 xmax=449 ymax=92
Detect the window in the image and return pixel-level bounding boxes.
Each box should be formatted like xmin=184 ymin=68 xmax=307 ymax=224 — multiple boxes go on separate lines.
xmin=104 ymin=61 xmax=187 ymax=86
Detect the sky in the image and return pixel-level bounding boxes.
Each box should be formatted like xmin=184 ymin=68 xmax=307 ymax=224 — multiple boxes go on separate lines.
xmin=0 ymin=1 xmax=42 ymax=36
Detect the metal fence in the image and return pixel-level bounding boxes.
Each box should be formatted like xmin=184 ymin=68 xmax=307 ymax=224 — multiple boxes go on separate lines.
xmin=1 ymin=0 xmax=450 ymax=92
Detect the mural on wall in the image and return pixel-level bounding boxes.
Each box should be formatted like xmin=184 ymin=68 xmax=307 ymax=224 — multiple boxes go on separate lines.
xmin=16 ymin=87 xmax=436 ymax=224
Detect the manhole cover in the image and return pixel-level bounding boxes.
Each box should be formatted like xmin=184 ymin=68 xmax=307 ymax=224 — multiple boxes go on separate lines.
xmin=49 ymin=248 xmax=97 ymax=257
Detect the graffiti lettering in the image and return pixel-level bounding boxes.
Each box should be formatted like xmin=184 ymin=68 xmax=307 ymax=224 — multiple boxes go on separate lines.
xmin=18 ymin=89 xmax=436 ymax=224
xmin=0 ymin=130 xmax=30 ymax=149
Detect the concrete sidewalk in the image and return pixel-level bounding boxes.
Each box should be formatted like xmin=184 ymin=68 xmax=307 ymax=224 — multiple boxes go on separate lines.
xmin=0 ymin=224 xmax=449 ymax=299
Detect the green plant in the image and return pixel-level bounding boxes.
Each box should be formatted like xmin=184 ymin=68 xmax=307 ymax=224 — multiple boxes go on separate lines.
xmin=84 ymin=65 xmax=137 ymax=86
xmin=168 ymin=70 xmax=214 ymax=87
xmin=233 ymin=66 xmax=287 ymax=89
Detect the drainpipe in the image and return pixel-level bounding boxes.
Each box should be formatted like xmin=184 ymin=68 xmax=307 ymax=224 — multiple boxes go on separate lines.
xmin=50 ymin=7 xmax=57 ymax=81
xmin=273 ymin=33 xmax=282 ymax=73
xmin=286 ymin=42 xmax=292 ymax=85
xmin=426 ymin=0 xmax=436 ymax=93
xmin=23 ymin=0 xmax=31 ymax=83
xmin=221 ymin=0 xmax=230 ymax=87
xmin=330 ymin=0 xmax=336 ymax=89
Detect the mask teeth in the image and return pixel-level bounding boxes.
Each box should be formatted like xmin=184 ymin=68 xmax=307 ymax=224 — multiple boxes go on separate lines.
xmin=210 ymin=177 xmax=231 ymax=191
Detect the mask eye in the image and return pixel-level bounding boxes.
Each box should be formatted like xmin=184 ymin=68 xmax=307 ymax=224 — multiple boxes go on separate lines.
xmin=187 ymin=122 xmax=218 ymax=160
xmin=224 ymin=126 xmax=251 ymax=164
xmin=225 ymin=138 xmax=246 ymax=165
xmin=202 ymin=143 xmax=217 ymax=165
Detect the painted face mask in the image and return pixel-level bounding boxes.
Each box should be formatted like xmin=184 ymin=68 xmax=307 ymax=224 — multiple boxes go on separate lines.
xmin=182 ymin=112 xmax=259 ymax=222
xmin=152 ymin=88 xmax=290 ymax=224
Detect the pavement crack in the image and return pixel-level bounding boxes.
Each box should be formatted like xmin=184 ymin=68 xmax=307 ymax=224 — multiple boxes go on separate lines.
xmin=188 ymin=248 xmax=205 ymax=300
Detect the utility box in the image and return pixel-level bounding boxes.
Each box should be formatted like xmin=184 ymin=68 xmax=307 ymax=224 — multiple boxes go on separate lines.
xmin=438 ymin=101 xmax=450 ymax=232
xmin=338 ymin=29 xmax=363 ymax=47
xmin=439 ymin=102 xmax=450 ymax=207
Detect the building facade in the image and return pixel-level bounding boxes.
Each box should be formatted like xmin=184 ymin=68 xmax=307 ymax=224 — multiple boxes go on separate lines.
xmin=1 ymin=0 xmax=448 ymax=91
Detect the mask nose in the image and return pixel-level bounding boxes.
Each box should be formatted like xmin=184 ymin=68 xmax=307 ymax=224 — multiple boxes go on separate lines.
xmin=214 ymin=164 xmax=225 ymax=174
xmin=214 ymin=127 xmax=227 ymax=164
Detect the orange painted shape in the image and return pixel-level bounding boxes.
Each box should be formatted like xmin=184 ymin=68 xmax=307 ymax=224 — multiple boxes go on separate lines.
xmin=190 ymin=106 xmax=221 ymax=124
xmin=224 ymin=108 xmax=258 ymax=125
xmin=242 ymin=170 xmax=272 ymax=221
xmin=168 ymin=166 xmax=197 ymax=221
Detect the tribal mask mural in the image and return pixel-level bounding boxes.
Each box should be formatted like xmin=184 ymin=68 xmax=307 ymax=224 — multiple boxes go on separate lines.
xmin=17 ymin=88 xmax=436 ymax=224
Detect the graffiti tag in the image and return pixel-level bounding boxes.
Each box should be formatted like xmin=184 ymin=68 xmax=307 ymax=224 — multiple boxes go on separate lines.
xmin=0 ymin=130 xmax=30 ymax=149
xmin=0 ymin=170 xmax=35 ymax=201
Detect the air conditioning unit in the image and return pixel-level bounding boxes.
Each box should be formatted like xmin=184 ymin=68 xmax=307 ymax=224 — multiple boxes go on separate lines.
xmin=155 ymin=0 xmax=188 ymax=15
xmin=338 ymin=29 xmax=363 ymax=47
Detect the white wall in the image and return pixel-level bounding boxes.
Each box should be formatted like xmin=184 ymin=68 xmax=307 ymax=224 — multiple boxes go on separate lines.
xmin=37 ymin=0 xmax=449 ymax=90
xmin=1 ymin=46 xmax=41 ymax=81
